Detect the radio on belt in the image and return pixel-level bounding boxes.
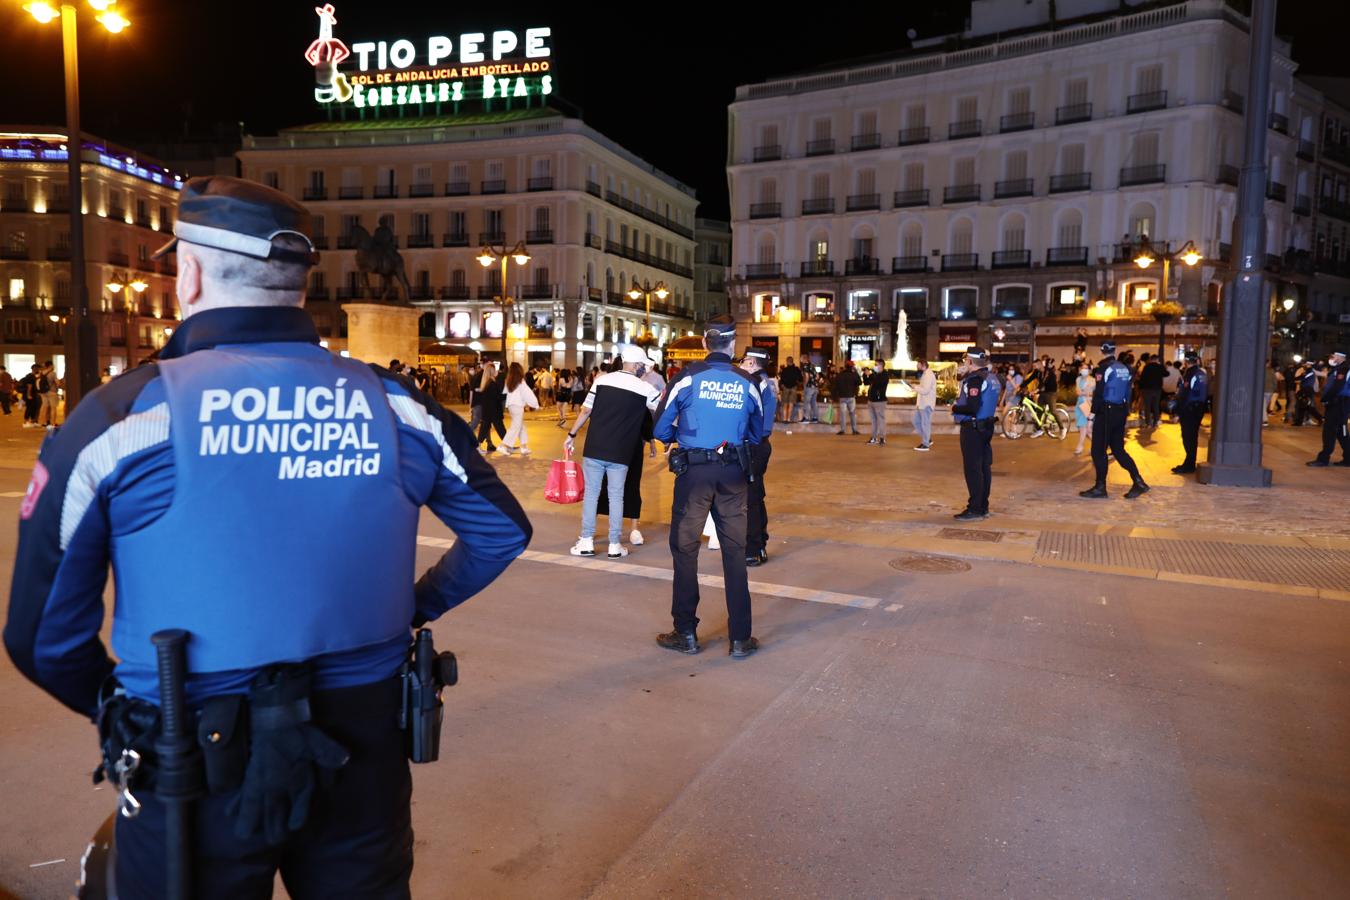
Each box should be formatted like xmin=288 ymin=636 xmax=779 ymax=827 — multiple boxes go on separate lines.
xmin=400 ymin=628 xmax=458 ymax=764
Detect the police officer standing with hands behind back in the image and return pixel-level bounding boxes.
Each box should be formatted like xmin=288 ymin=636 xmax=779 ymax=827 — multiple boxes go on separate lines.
xmin=1171 ymin=350 xmax=1210 ymax=474
xmin=738 ymin=346 xmax=777 ymax=567
xmin=653 ymin=315 xmax=766 ymax=658
xmin=4 ymin=176 xmax=533 ymax=899
xmin=952 ymin=348 xmax=1000 ymax=520
xmin=1080 ymin=341 xmax=1150 ymax=500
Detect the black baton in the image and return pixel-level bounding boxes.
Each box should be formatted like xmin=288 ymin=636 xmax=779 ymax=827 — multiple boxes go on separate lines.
xmin=152 ymin=629 xmax=200 ymax=900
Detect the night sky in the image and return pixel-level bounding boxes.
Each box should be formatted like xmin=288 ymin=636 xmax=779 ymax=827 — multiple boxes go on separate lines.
xmin=0 ymin=2 xmax=1339 ymax=220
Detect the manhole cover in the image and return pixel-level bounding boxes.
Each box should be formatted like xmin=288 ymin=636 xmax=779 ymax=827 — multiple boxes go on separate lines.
xmin=889 ymin=553 xmax=972 ymax=574
xmin=937 ymin=528 xmax=1004 ymax=543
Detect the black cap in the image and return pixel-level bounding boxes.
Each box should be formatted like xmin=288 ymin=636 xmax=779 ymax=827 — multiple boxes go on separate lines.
xmin=1100 ymin=341 xmax=1117 ymax=354
xmin=154 ymin=176 xmax=319 ymax=266
xmin=743 ymin=347 xmax=770 ymax=362
xmin=966 ymin=348 xmax=989 ymax=362
xmin=1184 ymin=350 xmax=1200 ymax=362
xmin=704 ymin=314 xmax=738 ymax=337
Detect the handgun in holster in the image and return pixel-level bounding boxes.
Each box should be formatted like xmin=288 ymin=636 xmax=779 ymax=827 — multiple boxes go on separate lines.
xmin=737 ymin=441 xmax=755 ymax=483
xmin=667 ymin=447 xmax=689 ymax=476
xmin=400 ymin=628 xmax=458 ymax=764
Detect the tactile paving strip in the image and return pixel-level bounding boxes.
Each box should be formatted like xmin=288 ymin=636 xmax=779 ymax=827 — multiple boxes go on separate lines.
xmin=1035 ymin=531 xmax=1350 ymax=591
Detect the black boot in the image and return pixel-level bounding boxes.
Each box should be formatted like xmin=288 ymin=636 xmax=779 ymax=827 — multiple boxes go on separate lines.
xmin=1123 ymin=479 xmax=1150 ymax=499
xmin=1079 ymin=482 xmax=1108 ymax=498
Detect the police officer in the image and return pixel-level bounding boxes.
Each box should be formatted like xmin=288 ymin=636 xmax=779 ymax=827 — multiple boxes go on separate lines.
xmin=952 ymin=348 xmax=1000 ymax=520
xmin=4 ymin=176 xmax=532 ymax=899
xmin=1308 ymin=349 xmax=1350 ymax=467
xmin=1080 ymin=341 xmax=1150 ymax=499
xmin=653 ymin=315 xmax=766 ymax=658
xmin=739 ymin=346 xmax=778 ymax=566
xmin=1171 ymin=350 xmax=1210 ymax=474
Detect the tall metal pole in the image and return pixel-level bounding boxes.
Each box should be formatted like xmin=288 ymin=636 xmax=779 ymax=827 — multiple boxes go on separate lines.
xmin=499 ymin=253 xmax=508 ymax=364
xmin=1198 ymin=0 xmax=1276 ymax=487
xmin=60 ymin=3 xmax=99 ymax=411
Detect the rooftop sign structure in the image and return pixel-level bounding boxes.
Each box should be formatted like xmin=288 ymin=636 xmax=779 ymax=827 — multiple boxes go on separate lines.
xmin=306 ymin=5 xmax=554 ymax=116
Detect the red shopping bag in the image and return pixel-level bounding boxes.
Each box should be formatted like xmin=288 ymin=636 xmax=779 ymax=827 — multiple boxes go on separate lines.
xmin=545 ymin=449 xmax=585 ymax=504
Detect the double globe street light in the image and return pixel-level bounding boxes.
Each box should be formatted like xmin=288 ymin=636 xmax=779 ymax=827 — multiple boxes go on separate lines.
xmin=625 ymin=279 xmax=668 ymax=349
xmin=106 ymin=271 xmax=147 ymax=367
xmin=477 ymin=240 xmax=530 ymax=363
xmin=1132 ymin=236 xmax=1202 ymax=359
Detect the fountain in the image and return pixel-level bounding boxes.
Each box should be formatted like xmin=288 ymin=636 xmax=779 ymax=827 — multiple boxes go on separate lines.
xmin=890 ymin=308 xmax=916 ymax=370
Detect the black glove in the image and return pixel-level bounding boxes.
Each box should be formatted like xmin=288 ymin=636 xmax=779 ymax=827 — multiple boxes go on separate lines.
xmin=228 ymin=666 xmax=350 ymax=845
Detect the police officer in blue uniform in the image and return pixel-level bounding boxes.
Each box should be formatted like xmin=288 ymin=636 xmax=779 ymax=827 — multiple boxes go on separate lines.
xmin=1171 ymin=350 xmax=1210 ymax=474
xmin=738 ymin=346 xmax=778 ymax=567
xmin=952 ymin=348 xmax=1000 ymax=520
xmin=4 ymin=176 xmax=532 ymax=899
xmin=1308 ymin=349 xmax=1350 ymax=467
xmin=653 ymin=315 xmax=766 ymax=658
xmin=1080 ymin=341 xmax=1150 ymax=499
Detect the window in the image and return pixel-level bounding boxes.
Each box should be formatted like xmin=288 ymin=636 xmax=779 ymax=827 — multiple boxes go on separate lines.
xmin=855 ymin=169 xmax=876 ymax=194
xmin=5 ymin=180 xmax=26 ymax=205
xmin=856 ymin=110 xmax=878 ymax=139
xmin=264 ymin=171 xmax=279 ymax=189
xmin=1060 ymin=143 xmax=1086 ymax=174
xmin=1007 ymin=87 xmax=1031 ymax=115
xmin=1050 ymin=284 xmax=1087 ymax=315
xmin=414 ymin=165 xmax=432 ymax=186
xmin=811 ymin=118 xmax=832 ymax=141
xmin=954 ymin=157 xmax=976 ymax=186
xmin=1128 ymin=203 xmax=1156 ymax=239
xmin=956 ymin=96 xmax=978 ymax=122
xmin=1135 ymin=65 xmax=1163 ymax=95
xmin=812 ymin=239 xmax=829 ymax=262
xmin=951 ymin=220 xmax=974 ymax=255
xmin=897 ymin=287 xmax=928 ymax=319
xmin=1057 ymin=210 xmax=1083 ymax=248
xmin=451 ymin=268 xmax=466 ymax=287
xmin=756 ymin=237 xmax=776 ymax=265
xmin=759 ymin=124 xmax=779 ymax=147
xmin=7 ymin=231 xmax=27 ymax=253
xmin=412 ymin=212 xmax=430 ymax=237
xmin=449 ymin=210 xmax=466 ymax=237
xmin=308 ymin=170 xmax=325 ymax=191
xmin=7 ymin=277 xmax=24 ymax=301
xmin=905 ymin=105 xmax=926 ymax=129
xmin=903 ymin=163 xmax=924 ymax=191
xmin=534 ymin=207 xmax=550 ymax=231
xmin=485 ymin=209 xmax=503 ymax=234
xmin=1131 ymin=132 xmax=1160 ymax=166
xmin=341 ymin=214 xmax=361 ymax=236
xmin=1064 ymin=78 xmax=1089 ymax=107
xmin=852 ymin=236 xmax=874 ymax=259
xmin=810 ymin=173 xmax=830 ymax=200
xmin=993 ymin=285 xmax=1031 ymax=318
xmin=1001 ymin=218 xmax=1026 ymax=251
xmin=901 ymin=223 xmax=923 ymax=258
xmin=806 ymin=292 xmax=834 ymax=320
xmin=942 ymin=287 xmax=976 ymax=319
xmin=487 ymin=160 xmax=504 ymax=181
xmin=758 ymin=179 xmax=777 ymax=203
xmin=847 ymin=290 xmax=879 ymax=321
xmin=311 ymin=216 xmax=325 ymax=241
xmin=1004 ymin=150 xmax=1028 ymax=181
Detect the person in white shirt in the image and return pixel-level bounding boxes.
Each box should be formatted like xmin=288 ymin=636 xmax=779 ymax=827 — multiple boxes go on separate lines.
xmin=498 ymin=362 xmax=540 ymax=456
xmin=911 ymin=358 xmax=937 ymax=450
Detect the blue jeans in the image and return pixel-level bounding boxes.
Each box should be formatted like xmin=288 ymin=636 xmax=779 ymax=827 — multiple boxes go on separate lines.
xmin=581 ymin=457 xmax=628 ymax=544
xmin=913 ymin=406 xmax=933 ymax=445
xmin=802 ymin=386 xmax=818 ymax=420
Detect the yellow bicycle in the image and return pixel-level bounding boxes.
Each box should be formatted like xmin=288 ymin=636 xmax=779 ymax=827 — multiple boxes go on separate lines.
xmin=1002 ymin=394 xmax=1071 ymax=440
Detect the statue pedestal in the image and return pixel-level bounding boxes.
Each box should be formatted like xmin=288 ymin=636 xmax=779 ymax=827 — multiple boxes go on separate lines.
xmin=342 ymin=302 xmax=421 ymax=368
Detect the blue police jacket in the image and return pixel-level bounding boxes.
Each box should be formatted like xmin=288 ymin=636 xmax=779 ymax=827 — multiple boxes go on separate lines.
xmin=953 ymin=367 xmax=1000 ymax=422
xmin=654 ymin=352 xmax=765 ymax=449
xmin=1098 ymin=357 xmax=1133 ymax=405
xmin=1321 ymin=363 xmax=1349 ymax=403
xmin=1177 ymin=365 xmax=1210 ymax=406
xmin=4 ymin=306 xmax=532 ymax=716
xmin=748 ymin=369 xmax=777 ymax=439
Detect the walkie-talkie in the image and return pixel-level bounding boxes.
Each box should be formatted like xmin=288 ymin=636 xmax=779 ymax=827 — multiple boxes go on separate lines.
xmin=401 ymin=628 xmax=458 ymax=763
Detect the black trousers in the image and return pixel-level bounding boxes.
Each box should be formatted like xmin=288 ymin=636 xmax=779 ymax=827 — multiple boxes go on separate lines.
xmin=116 ymin=679 xmax=412 ymax=900
xmin=1092 ymin=404 xmax=1142 ymax=483
xmin=745 ymin=440 xmax=772 ymax=555
xmin=1179 ymin=404 xmax=1205 ymax=467
xmin=959 ymin=422 xmax=993 ymax=513
xmin=476 ymin=405 xmax=506 ymax=447
xmin=669 ymin=461 xmax=753 ymax=641
xmin=23 ymin=392 xmax=40 ymax=423
xmin=1316 ymin=399 xmax=1349 ymax=462
xmin=1140 ymin=389 xmax=1162 ymax=426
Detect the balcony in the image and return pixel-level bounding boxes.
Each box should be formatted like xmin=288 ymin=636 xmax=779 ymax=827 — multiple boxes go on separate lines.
xmin=585 ymin=180 xmax=602 ymax=197
xmin=1126 ymin=90 xmax=1167 ymax=114
xmin=1222 ymin=91 xmax=1245 ymax=114
xmin=526 ymin=229 xmax=553 ymax=244
xmin=1266 ymin=181 xmax=1287 ymax=203
xmin=1297 ymin=139 xmax=1316 ymax=161
xmin=994 ymin=178 xmax=1034 ymax=199
xmin=520 ymin=284 xmax=553 ymax=300
xmin=845 ymin=193 xmax=881 ymax=212
xmin=373 ymin=185 xmax=398 ymax=199
xmin=1046 ymin=246 xmax=1088 ymax=266
xmin=1217 ymin=164 xmax=1239 ymax=186
xmin=744 ymin=263 xmax=783 ymax=279
xmin=1120 ymin=164 xmax=1166 ymax=186
xmin=479 ymin=230 xmax=505 ymax=244
xmin=801 ymin=197 xmax=835 ymax=215
xmin=805 ymin=138 xmax=836 ymax=157
xmin=303 ymin=187 xmax=328 ymax=201
xmin=339 ymin=186 xmax=364 ymax=200
xmin=602 ymin=191 xmax=696 ymax=240
xmin=0 ymin=247 xmax=31 ymax=260
xmin=893 ymin=188 xmax=929 ymax=208
xmin=753 ymin=145 xmax=782 ymax=162
xmin=408 ymin=183 xmax=435 ymax=198
xmin=477 ymin=285 xmax=503 ymax=300
xmin=584 ymin=232 xmax=602 ymax=250
xmin=943 ymin=184 xmax=981 ymax=204
xmin=440 ymin=285 xmax=470 ymax=300
xmin=527 ymin=177 xmax=554 ymax=192
xmin=991 ymin=249 xmax=1031 ymax=269
xmin=844 ymin=257 xmax=881 ymax=276
xmin=941 ymin=253 xmax=979 ymax=272
xmin=442 ymin=233 xmax=470 ymax=247
xmin=948 ymin=119 xmax=982 ymax=140
xmin=108 ymin=206 xmax=126 ymax=221
xmin=445 ymin=181 xmax=471 ymax=196
xmin=107 ymin=250 xmax=129 ymax=266
xmin=406 ymin=234 xmax=434 ymax=249
xmin=800 ymin=260 xmax=834 ymax=277
xmin=1055 ymin=102 xmax=1093 ymax=125
xmin=1294 ymin=194 xmax=1311 ymax=216
xmin=1049 ymin=172 xmax=1091 ymax=194
xmin=999 ymin=112 xmax=1035 ymax=133
xmin=897 ymin=126 xmax=930 ymax=146
xmin=749 ymin=202 xmax=782 ymax=219
xmin=1268 ymin=112 xmax=1289 ymax=135
xmin=408 ymin=285 xmax=435 ymax=301
xmin=850 ymin=133 xmax=881 ymax=152
xmin=481 ymin=180 xmax=506 ymax=194
xmin=892 ymin=256 xmax=928 ymax=274
xmin=306 ymin=287 xmax=331 ymax=302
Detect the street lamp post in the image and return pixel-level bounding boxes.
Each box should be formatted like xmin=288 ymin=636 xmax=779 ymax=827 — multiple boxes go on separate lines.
xmin=25 ymin=0 xmax=131 ymax=411
xmin=625 ymin=279 xmax=669 ymax=349
xmin=105 ymin=271 xmax=147 ymax=368
xmin=1132 ymin=236 xmax=1201 ymax=360
xmin=477 ymin=240 xmax=530 ymax=363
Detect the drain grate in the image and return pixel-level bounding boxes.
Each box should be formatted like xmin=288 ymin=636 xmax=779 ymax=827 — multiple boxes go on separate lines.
xmin=889 ymin=553 xmax=972 ymax=574
xmin=937 ymin=528 xmax=1004 ymax=543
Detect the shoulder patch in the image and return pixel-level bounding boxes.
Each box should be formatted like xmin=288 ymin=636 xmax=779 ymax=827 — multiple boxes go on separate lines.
xmin=19 ymin=461 xmax=48 ymax=521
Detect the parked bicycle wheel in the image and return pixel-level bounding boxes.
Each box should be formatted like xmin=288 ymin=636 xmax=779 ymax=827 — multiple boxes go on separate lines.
xmin=1044 ymin=411 xmax=1066 ymax=440
xmin=1002 ymin=406 xmax=1027 ymax=439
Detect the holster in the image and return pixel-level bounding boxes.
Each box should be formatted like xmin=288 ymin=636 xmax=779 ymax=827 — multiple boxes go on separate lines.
xmin=667 ymin=448 xmax=689 ymax=476
xmin=400 ymin=629 xmax=458 ymax=764
xmin=737 ymin=442 xmax=755 ymax=483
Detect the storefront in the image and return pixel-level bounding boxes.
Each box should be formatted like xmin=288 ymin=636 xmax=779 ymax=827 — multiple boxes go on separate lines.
xmin=937 ymin=325 xmax=978 ymax=360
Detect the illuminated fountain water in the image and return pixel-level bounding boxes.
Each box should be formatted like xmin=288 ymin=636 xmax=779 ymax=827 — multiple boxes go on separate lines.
xmin=886 ymin=308 xmax=918 ymax=400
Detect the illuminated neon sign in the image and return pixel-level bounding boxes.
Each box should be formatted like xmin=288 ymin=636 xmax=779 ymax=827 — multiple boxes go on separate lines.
xmin=306 ymin=7 xmax=555 ymax=111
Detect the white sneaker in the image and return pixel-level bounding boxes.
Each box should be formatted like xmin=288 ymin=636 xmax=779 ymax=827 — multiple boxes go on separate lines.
xmin=1031 ymin=430 xmax=1044 ymax=438
xmin=519 ymin=447 xmax=531 ymax=455
xmin=570 ymin=537 xmax=595 ymax=557
xmin=607 ymin=543 xmax=628 ymax=559
xmin=494 ymin=447 xmax=512 ymax=457
xmin=629 ymin=529 xmax=644 ymax=545
xmin=708 ymin=536 xmax=721 ymax=551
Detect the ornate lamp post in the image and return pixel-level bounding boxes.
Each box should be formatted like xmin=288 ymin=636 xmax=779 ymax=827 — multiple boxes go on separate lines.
xmin=477 ymin=240 xmax=530 ymax=363
xmin=106 ymin=272 xmax=148 ymax=368
xmin=1133 ymin=236 xmax=1201 ymax=360
xmin=626 ymin=279 xmax=669 ymax=350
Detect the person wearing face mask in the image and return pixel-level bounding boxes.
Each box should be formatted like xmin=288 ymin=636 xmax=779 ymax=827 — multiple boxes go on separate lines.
xmin=951 ymin=348 xmax=1001 ymax=520
xmin=1073 ymin=361 xmax=1095 ymax=455
xmin=1080 ymin=341 xmax=1149 ymax=499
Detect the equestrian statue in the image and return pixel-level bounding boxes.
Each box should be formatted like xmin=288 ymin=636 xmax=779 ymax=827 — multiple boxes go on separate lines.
xmin=352 ymin=223 xmax=412 ymax=302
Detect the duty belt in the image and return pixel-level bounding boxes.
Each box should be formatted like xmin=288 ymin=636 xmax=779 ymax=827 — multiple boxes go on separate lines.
xmin=683 ymin=448 xmax=739 ymax=465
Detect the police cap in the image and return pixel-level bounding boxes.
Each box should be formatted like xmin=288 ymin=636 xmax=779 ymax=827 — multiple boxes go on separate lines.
xmin=1184 ymin=350 xmax=1201 ymax=362
xmin=153 ymin=176 xmax=319 ymax=266
xmin=1100 ymin=341 xmax=1117 ymax=354
xmin=743 ymin=347 xmax=771 ymax=363
xmin=965 ymin=348 xmax=989 ymax=362
xmin=1331 ymin=349 xmax=1347 ymax=361
xmin=704 ymin=314 xmax=738 ymax=338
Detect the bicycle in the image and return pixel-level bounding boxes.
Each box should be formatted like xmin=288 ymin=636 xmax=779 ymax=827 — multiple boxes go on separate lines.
xmin=1002 ymin=393 xmax=1071 ymax=440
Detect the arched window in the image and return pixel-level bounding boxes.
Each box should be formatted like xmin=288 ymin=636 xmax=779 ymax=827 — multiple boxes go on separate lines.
xmin=605 ymin=267 xmax=614 ymax=294
xmin=756 ymin=234 xmax=777 ymax=264
xmin=1127 ymin=202 xmax=1156 ymax=240
xmin=1054 ymin=208 xmax=1083 ymax=251
xmin=758 ymin=178 xmax=778 ymax=204
xmin=949 ymin=217 xmax=974 ymax=254
xmin=900 ymin=221 xmax=923 ymax=261
xmin=993 ymin=284 xmax=1031 ymax=318
xmin=851 ymin=224 xmax=876 ymax=266
xmin=999 ymin=213 xmax=1027 ymax=251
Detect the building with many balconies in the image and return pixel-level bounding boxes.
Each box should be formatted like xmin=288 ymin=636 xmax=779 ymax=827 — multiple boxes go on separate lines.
xmin=694 ymin=217 xmax=731 ymax=329
xmin=238 ymin=110 xmax=698 ymax=369
xmin=726 ymin=0 xmax=1318 ymax=367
